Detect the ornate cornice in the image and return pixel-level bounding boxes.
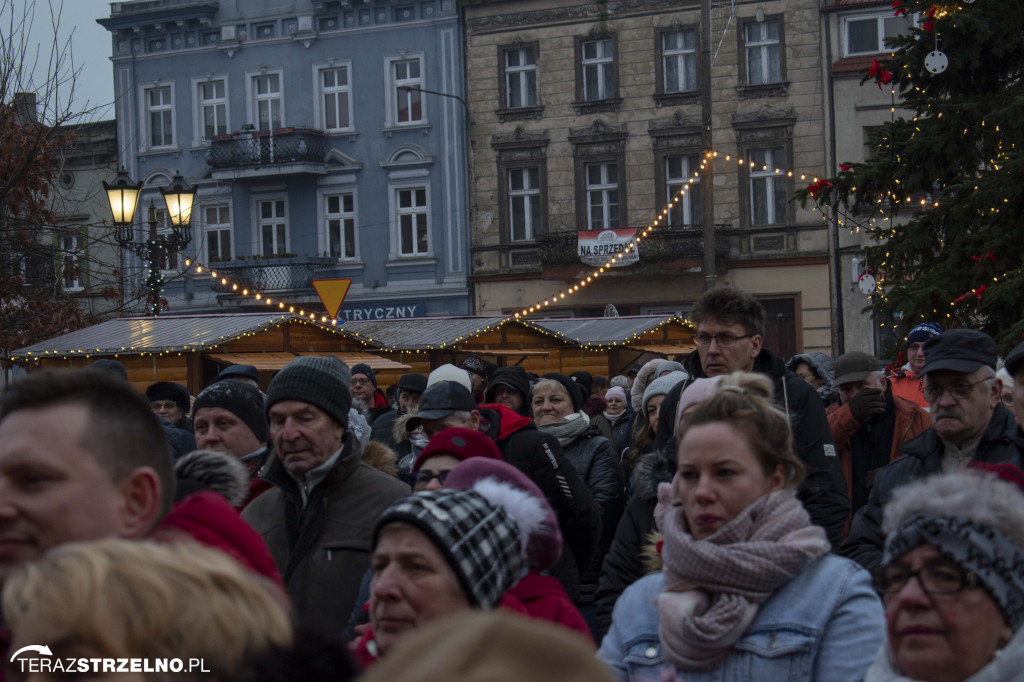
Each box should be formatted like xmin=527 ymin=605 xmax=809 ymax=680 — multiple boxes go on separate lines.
xmin=467 ymin=0 xmax=699 ymax=32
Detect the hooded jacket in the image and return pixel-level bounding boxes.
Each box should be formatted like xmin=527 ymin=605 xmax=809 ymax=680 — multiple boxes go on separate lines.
xmin=477 ymin=403 xmax=601 ymax=601
xmin=241 ymin=431 xmax=410 ymax=633
xmin=842 ymin=404 xmax=1024 ymax=570
xmin=484 ymin=366 xmax=532 ymax=416
xmin=787 ymin=351 xmax=839 ymax=406
xmin=652 ymin=348 xmax=849 ymax=547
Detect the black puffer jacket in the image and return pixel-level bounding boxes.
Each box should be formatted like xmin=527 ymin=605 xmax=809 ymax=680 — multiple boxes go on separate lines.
xmin=842 ymin=404 xmax=1024 ymax=570
xmin=560 ymin=424 xmax=625 ymax=603
xmin=653 ymin=348 xmax=849 ymax=547
xmin=593 ymin=445 xmax=675 ymax=639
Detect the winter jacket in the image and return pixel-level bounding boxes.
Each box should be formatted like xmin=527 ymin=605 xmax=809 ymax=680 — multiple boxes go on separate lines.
xmin=593 ymin=446 xmax=674 ymax=639
xmin=478 ymin=404 xmax=602 ymax=601
xmin=158 ymin=416 xmax=196 ymax=460
xmin=607 ymin=409 xmax=635 ymax=460
xmin=842 ymin=403 xmax=1024 ymax=570
xmin=888 ymin=365 xmax=930 ymax=410
xmin=483 ymin=366 xmax=532 ymax=416
xmin=653 ymin=349 xmax=850 ymax=547
xmin=787 ymin=351 xmax=839 ymax=406
xmin=588 ymin=413 xmax=616 ymax=444
xmin=363 ymin=390 xmax=392 ymax=425
xmin=561 ymin=426 xmax=625 ymax=603
xmin=826 ymin=393 xmax=930 ymax=525
xmin=597 ymin=555 xmax=884 ymax=682
xmin=507 ymin=571 xmax=593 ymax=643
xmin=241 ymin=432 xmax=409 ymax=633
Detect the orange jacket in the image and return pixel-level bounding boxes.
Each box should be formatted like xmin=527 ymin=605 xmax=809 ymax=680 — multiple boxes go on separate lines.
xmin=827 ymin=394 xmax=930 ymax=534
xmin=888 ymin=369 xmax=930 ymax=410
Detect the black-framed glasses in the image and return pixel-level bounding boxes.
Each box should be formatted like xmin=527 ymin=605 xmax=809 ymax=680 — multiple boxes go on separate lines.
xmin=694 ymin=332 xmax=754 ymax=348
xmin=921 ymin=377 xmax=991 ymax=403
xmin=149 ymin=400 xmax=178 ymax=410
xmin=410 ymin=469 xmax=452 ymax=490
xmin=873 ymin=561 xmax=980 ymax=595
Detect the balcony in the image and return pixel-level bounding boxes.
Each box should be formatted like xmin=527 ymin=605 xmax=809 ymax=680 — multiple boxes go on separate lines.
xmin=207 ymin=127 xmax=328 ymax=179
xmin=209 ymin=256 xmax=336 ymax=294
xmin=538 ymin=224 xmax=732 ymax=266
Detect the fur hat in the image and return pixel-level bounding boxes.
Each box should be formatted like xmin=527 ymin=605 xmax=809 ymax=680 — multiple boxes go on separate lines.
xmin=174 ymin=449 xmax=251 ymax=508
xmin=146 ymin=382 xmax=191 ymax=413
xmin=266 ymin=356 xmax=352 ymax=429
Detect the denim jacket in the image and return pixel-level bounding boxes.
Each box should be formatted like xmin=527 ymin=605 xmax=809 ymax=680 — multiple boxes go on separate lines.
xmin=597 ymin=554 xmax=885 ymax=682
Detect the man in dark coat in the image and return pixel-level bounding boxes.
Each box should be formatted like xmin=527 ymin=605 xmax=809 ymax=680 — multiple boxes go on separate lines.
xmin=483 ymin=366 xmax=532 ymax=417
xmin=842 ymin=329 xmax=1024 ymax=569
xmin=370 ymin=372 xmax=427 ymax=451
xmin=350 ymin=363 xmax=391 ymax=425
xmin=654 ymin=287 xmax=849 ymax=546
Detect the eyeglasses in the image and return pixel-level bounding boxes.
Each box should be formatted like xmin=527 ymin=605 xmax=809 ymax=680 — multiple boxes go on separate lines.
xmin=694 ymin=332 xmax=754 ymax=348
xmin=921 ymin=377 xmax=991 ymax=403
xmin=410 ymin=469 xmax=451 ymax=490
xmin=351 ymin=377 xmax=372 ymax=386
xmin=873 ymin=562 xmax=979 ymax=595
xmin=149 ymin=401 xmax=178 ymax=410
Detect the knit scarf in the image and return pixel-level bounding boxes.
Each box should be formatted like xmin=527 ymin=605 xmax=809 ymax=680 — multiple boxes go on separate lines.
xmin=537 ymin=412 xmax=591 ymax=447
xmin=603 ymin=410 xmax=627 ymax=425
xmin=657 ymin=490 xmax=830 ymax=671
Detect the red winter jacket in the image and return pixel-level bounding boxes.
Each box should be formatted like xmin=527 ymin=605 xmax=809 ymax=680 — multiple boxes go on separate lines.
xmin=507 ymin=571 xmax=593 ymax=644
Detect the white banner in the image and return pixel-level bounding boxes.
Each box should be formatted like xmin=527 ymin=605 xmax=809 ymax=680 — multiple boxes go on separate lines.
xmin=577 ymin=228 xmax=639 ymax=268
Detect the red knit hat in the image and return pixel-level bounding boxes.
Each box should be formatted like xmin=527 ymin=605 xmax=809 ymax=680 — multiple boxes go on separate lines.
xmin=412 ymin=427 xmax=502 ymax=472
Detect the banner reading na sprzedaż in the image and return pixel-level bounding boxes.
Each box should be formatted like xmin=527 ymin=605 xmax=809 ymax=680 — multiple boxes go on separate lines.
xmin=577 ymin=228 xmax=640 ymax=268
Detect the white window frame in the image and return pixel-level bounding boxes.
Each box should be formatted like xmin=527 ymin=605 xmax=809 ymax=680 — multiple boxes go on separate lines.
xmin=141 ymin=82 xmax=176 ymax=150
xmin=61 ymin=233 xmax=84 ymax=291
xmin=665 ymin=154 xmax=701 ymax=228
xmin=744 ymin=20 xmax=782 ymax=86
xmin=504 ymin=47 xmax=537 ymax=109
xmin=841 ymin=11 xmax=916 ymax=57
xmin=582 ymin=38 xmax=615 ymax=102
xmin=662 ymin=29 xmax=697 ymax=93
xmin=508 ymin=167 xmax=541 ymax=242
xmin=385 ymin=54 xmax=426 ymax=128
xmin=748 ymin=147 xmax=787 ymax=226
xmin=246 ymin=69 xmax=285 ymax=132
xmin=313 ymin=61 xmax=354 ymax=133
xmin=203 ymin=204 xmax=233 ymax=262
xmin=252 ymin=196 xmax=289 ymax=256
xmin=585 ymin=162 xmax=620 ymax=230
xmin=390 ymin=183 xmax=431 ymax=258
xmin=192 ymin=76 xmax=229 ymax=146
xmin=320 ymin=190 xmax=358 ymax=260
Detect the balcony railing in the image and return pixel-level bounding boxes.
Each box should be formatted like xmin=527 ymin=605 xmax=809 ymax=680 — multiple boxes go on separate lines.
xmin=207 ymin=128 xmax=328 ymax=169
xmin=537 ymin=224 xmax=732 ymax=266
xmin=209 ymin=256 xmax=335 ymax=293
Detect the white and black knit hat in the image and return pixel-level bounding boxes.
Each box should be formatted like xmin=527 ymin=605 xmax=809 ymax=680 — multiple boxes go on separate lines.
xmin=266 ymin=356 xmax=352 ymax=428
xmin=374 ymin=486 xmax=540 ymax=608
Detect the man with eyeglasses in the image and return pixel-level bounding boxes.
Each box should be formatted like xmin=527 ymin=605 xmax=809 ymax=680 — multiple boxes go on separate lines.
xmin=350 ymin=363 xmax=391 ymax=425
xmin=843 ymin=329 xmax=1024 ymax=570
xmin=888 ymin=322 xmax=942 ymax=411
xmin=652 ymin=286 xmax=850 ymax=547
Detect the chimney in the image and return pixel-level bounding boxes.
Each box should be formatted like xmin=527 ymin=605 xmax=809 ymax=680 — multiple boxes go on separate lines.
xmin=13 ymin=92 xmax=37 ymax=123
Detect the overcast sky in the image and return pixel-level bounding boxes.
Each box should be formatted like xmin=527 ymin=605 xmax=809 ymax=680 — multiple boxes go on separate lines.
xmin=10 ymin=0 xmax=116 ymax=121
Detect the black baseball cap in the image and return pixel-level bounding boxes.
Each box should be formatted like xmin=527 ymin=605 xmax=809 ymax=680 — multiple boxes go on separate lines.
xmin=921 ymin=329 xmax=997 ymax=375
xmin=405 ymin=381 xmax=478 ymax=431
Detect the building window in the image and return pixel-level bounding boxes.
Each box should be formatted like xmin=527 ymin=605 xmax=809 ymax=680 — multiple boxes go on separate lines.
xmin=744 ymin=19 xmax=783 ymax=86
xmin=258 ymin=199 xmax=288 ymax=256
xmin=661 ymin=29 xmax=697 ymax=93
xmin=61 ymin=234 xmax=84 ymax=290
xmin=585 ymin=162 xmax=620 ymax=230
xmin=252 ymin=73 xmax=282 ymax=131
xmin=508 ymin=168 xmax=541 ymax=242
xmin=395 ymin=187 xmax=429 ymax=256
xmin=665 ymin=154 xmax=702 ymax=228
xmin=145 ymin=85 xmax=174 ymax=148
xmin=392 ymin=58 xmax=423 ymax=125
xmin=325 ymin=193 xmax=356 ymax=259
xmin=748 ymin=147 xmax=788 ymax=225
xmin=204 ymin=205 xmax=232 ymax=262
xmin=198 ymin=79 xmax=227 ymax=141
xmin=319 ymin=65 xmax=352 ymax=130
xmin=843 ymin=12 xmax=915 ymax=56
xmin=503 ymin=46 xmax=537 ymax=108
xmin=581 ymin=37 xmax=615 ymax=102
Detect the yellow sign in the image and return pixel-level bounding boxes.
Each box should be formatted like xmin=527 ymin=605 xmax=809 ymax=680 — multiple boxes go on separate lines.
xmin=312 ymin=278 xmax=352 ymax=319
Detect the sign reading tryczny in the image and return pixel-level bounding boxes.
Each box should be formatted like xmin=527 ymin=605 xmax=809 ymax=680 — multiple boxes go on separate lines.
xmin=10 ymin=645 xmax=210 ymax=674
xmin=577 ymin=228 xmax=639 ymax=267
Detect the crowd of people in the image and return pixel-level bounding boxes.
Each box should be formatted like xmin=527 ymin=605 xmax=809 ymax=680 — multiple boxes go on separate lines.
xmin=0 ymin=284 xmax=1022 ymax=681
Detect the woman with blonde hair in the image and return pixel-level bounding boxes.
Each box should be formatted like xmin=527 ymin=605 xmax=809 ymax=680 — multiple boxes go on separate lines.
xmin=4 ymin=539 xmax=293 ymax=681
xmin=599 ymin=371 xmax=884 ymax=681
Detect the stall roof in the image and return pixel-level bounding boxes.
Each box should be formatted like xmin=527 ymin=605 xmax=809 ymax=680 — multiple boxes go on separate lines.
xmin=525 ymin=315 xmax=686 ymax=348
xmin=10 ymin=313 xmax=347 ymax=360
xmin=207 ymin=351 xmax=410 ymax=371
xmin=341 ymin=316 xmax=511 ymax=350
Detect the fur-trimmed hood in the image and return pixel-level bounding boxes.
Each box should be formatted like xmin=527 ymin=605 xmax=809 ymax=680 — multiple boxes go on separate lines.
xmin=362 ymin=440 xmax=398 ymax=477
xmin=631 ymin=445 xmax=676 ymax=502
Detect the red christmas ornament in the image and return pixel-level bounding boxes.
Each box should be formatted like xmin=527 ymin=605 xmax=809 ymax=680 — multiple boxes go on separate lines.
xmin=868 ymin=59 xmax=894 ymax=89
xmin=892 ymin=0 xmax=908 ymax=17
xmin=839 ymin=162 xmax=855 ymax=171
xmin=923 ymin=7 xmax=937 ymax=33
xmin=806 ymin=178 xmax=833 ymax=198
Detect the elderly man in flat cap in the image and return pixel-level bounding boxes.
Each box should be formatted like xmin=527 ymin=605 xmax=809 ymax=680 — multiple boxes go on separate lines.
xmin=843 ymin=329 xmax=1024 ymax=569
xmin=242 ymin=356 xmax=409 ymax=633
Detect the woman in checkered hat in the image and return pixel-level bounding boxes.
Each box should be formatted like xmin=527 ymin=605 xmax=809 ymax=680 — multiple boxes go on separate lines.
xmin=598 ymin=371 xmax=884 ymax=681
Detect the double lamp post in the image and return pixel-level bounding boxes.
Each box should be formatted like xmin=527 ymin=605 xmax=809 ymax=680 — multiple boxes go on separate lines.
xmin=103 ymin=169 xmax=196 ymax=316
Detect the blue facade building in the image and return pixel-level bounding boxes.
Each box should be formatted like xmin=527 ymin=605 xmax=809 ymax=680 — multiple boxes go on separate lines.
xmin=99 ymin=0 xmax=470 ymax=318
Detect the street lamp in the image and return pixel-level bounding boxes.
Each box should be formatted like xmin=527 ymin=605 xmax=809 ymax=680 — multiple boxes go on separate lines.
xmin=103 ymin=169 xmax=196 ymax=316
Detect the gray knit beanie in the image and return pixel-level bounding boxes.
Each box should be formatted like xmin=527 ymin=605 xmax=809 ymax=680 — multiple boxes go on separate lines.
xmin=642 ymin=370 xmax=689 ymax=412
xmin=266 ymin=356 xmax=352 ymax=428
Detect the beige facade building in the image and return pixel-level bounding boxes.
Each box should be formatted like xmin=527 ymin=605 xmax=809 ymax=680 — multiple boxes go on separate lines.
xmin=465 ymin=0 xmax=834 ymax=358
